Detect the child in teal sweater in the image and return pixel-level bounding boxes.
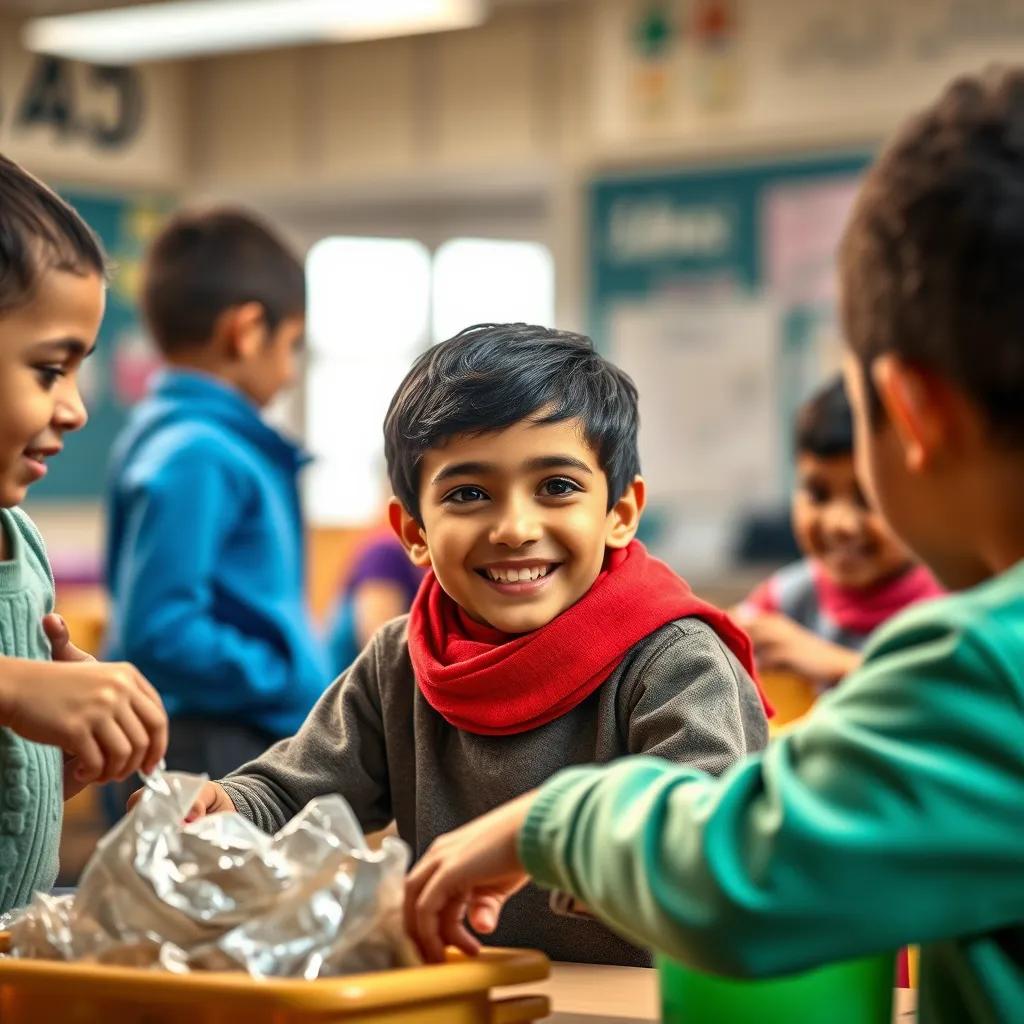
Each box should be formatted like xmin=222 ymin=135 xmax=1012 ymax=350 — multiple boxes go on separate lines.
xmin=0 ymin=154 xmax=167 ymax=912
xmin=407 ymin=69 xmax=1024 ymax=1023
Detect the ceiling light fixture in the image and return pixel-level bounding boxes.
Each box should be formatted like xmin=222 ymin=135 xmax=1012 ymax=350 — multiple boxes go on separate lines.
xmin=24 ymin=0 xmax=486 ymax=64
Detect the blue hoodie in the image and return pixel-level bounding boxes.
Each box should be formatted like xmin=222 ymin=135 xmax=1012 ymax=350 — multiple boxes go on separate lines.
xmin=104 ymin=370 xmax=330 ymax=737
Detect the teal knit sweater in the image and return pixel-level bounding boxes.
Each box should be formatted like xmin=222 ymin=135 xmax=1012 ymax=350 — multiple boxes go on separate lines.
xmin=0 ymin=507 xmax=63 ymax=912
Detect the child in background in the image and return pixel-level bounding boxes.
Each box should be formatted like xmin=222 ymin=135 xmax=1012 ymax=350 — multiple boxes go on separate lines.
xmin=0 ymin=154 xmax=167 ymax=912
xmin=324 ymin=531 xmax=426 ymax=675
xmin=172 ymin=323 xmax=770 ymax=966
xmin=404 ymin=70 xmax=1024 ymax=1024
xmin=104 ymin=209 xmax=329 ymax=779
xmin=739 ymin=377 xmax=941 ymax=688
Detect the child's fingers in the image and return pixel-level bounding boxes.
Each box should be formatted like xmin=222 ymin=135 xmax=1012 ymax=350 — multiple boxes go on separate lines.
xmin=467 ymin=893 xmax=505 ymax=935
xmin=72 ymin=733 xmax=104 ymax=784
xmin=125 ymin=787 xmax=145 ymax=812
xmin=93 ymin=719 xmax=132 ymax=782
xmin=41 ymin=612 xmax=69 ymax=648
xmin=439 ymin=900 xmax=479 ymax=957
xmin=404 ymin=859 xmax=438 ymax=954
xmin=114 ymin=707 xmax=151 ymax=780
xmin=130 ymin=688 xmax=168 ymax=773
xmin=412 ymin=896 xmax=447 ymax=963
xmin=42 ymin=614 xmax=94 ymax=662
xmin=184 ymin=795 xmax=210 ymax=823
xmin=415 ymin=870 xmax=470 ymax=963
xmin=130 ymin=670 xmax=166 ymax=713
xmin=184 ymin=785 xmax=221 ymax=823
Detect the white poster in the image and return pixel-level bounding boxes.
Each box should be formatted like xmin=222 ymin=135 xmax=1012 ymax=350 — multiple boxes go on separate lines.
xmin=609 ymin=296 xmax=780 ymax=573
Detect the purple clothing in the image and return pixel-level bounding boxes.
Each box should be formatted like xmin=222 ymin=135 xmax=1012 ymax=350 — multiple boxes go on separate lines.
xmin=343 ymin=534 xmax=424 ymax=607
xmin=325 ymin=534 xmax=425 ymax=673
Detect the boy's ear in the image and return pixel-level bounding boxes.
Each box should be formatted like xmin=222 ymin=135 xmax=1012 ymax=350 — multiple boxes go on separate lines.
xmin=388 ymin=497 xmax=432 ymax=567
xmin=604 ymin=476 xmax=646 ymax=550
xmin=217 ymin=302 xmax=267 ymax=361
xmin=872 ymin=356 xmax=964 ymax=472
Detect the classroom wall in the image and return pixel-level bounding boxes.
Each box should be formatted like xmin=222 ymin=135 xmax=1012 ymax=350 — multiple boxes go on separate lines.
xmin=19 ymin=0 xmax=1024 ymax=588
xmin=180 ymin=0 xmax=1024 ymax=336
xmin=0 ymin=15 xmax=187 ymax=189
xmin=184 ymin=0 xmax=1024 ymax=191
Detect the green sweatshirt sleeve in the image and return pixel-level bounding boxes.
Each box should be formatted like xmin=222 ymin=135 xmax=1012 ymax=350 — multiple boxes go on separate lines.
xmin=519 ymin=602 xmax=1024 ymax=978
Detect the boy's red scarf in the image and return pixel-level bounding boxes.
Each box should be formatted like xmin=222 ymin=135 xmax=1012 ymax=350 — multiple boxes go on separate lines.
xmin=408 ymin=540 xmax=771 ymax=735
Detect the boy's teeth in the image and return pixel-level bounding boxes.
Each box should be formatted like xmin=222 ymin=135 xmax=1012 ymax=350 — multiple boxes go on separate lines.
xmin=486 ymin=565 xmax=550 ymax=583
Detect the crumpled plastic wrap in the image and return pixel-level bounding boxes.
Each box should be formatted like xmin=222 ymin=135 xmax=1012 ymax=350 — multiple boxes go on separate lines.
xmin=0 ymin=770 xmax=419 ymax=978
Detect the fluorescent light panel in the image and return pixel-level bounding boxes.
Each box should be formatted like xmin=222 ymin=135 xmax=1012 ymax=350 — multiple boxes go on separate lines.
xmin=24 ymin=0 xmax=485 ymax=64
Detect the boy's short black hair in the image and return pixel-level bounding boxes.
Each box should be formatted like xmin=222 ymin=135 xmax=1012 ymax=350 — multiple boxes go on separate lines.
xmin=795 ymin=377 xmax=853 ymax=458
xmin=384 ymin=323 xmax=641 ymax=522
xmin=0 ymin=153 xmax=105 ymax=314
xmin=840 ymin=67 xmax=1024 ymax=446
xmin=142 ymin=207 xmax=305 ymax=354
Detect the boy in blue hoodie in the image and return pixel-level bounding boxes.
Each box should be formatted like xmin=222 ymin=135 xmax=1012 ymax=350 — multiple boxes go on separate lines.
xmin=104 ymin=208 xmax=329 ymax=778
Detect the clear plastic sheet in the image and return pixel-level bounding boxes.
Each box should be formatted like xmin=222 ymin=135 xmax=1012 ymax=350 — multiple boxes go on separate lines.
xmin=1 ymin=770 xmax=418 ymax=978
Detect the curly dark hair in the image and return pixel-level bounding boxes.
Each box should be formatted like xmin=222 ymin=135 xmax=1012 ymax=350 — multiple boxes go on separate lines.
xmin=840 ymin=67 xmax=1024 ymax=446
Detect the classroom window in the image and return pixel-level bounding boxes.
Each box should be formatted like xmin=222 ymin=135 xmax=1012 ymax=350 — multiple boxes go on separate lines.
xmin=305 ymin=236 xmax=431 ymax=525
xmin=306 ymin=235 xmax=554 ymax=525
xmin=431 ymin=238 xmax=555 ymax=343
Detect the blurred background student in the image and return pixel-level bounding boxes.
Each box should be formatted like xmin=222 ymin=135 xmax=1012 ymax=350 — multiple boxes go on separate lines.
xmin=324 ymin=529 xmax=425 ymax=675
xmin=737 ymin=377 xmax=942 ymax=690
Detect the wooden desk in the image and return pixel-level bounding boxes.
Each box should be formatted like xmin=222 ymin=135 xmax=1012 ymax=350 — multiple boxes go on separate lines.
xmin=498 ymin=963 xmax=918 ymax=1023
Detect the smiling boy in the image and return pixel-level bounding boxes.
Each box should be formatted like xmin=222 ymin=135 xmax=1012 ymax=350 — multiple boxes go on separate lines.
xmin=181 ymin=324 xmax=769 ymax=965
xmin=739 ymin=378 xmax=941 ymax=687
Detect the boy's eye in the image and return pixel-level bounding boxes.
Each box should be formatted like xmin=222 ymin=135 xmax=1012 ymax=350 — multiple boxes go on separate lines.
xmin=34 ymin=366 xmax=65 ymax=389
xmin=802 ymin=482 xmax=830 ymax=505
xmin=444 ymin=485 xmax=488 ymax=505
xmin=540 ymin=477 xmax=581 ymax=498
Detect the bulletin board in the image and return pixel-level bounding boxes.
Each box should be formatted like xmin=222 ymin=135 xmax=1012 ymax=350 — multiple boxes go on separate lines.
xmin=588 ymin=151 xmax=870 ymax=570
xmin=30 ymin=189 xmax=170 ymax=501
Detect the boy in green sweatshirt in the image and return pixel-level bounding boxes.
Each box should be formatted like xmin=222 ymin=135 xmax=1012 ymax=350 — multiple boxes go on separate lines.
xmin=406 ymin=68 xmax=1024 ymax=1023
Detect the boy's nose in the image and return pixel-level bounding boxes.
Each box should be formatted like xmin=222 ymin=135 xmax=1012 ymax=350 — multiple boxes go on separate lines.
xmin=821 ymin=501 xmax=861 ymax=539
xmin=54 ymin=381 xmax=89 ymax=432
xmin=489 ymin=501 xmax=543 ymax=548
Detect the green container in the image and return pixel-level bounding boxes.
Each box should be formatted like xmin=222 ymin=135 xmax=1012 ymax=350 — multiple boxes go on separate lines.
xmin=657 ymin=952 xmax=895 ymax=1024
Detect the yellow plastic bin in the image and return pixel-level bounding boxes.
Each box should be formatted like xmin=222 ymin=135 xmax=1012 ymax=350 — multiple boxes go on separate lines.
xmin=0 ymin=942 xmax=550 ymax=1024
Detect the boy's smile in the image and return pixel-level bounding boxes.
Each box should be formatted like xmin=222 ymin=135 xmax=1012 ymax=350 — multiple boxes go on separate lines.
xmin=394 ymin=415 xmax=642 ymax=635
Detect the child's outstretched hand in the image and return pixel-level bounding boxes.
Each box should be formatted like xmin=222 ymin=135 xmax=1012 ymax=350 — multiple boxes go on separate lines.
xmin=404 ymin=791 xmax=537 ymax=962
xmin=0 ymin=650 xmax=168 ymax=797
xmin=739 ymin=610 xmax=860 ymax=685
xmin=126 ymin=779 xmax=236 ymax=821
